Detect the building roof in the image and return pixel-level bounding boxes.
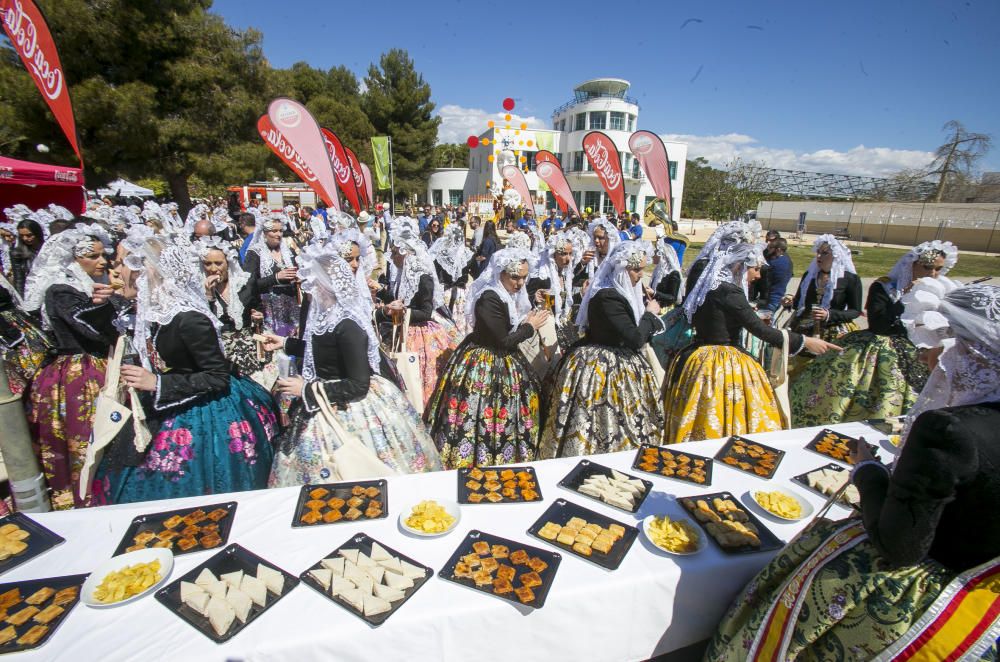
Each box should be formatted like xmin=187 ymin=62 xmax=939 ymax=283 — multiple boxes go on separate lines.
xmin=574 ymin=78 xmax=631 ymax=98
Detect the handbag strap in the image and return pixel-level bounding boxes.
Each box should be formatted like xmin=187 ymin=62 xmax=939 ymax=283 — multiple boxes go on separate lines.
xmin=103 ymin=336 xmax=126 ymax=395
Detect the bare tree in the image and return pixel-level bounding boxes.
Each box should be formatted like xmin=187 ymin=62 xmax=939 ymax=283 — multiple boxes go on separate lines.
xmin=929 ymin=120 xmax=992 ymax=202
xmin=724 ymin=158 xmax=773 ymax=219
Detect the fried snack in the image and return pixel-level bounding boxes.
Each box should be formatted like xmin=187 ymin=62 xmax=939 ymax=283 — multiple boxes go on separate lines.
xmin=500 ymin=469 xmax=515 ymax=481
xmin=15 ymin=624 xmax=47 ymax=646
xmin=454 ymin=562 xmax=473 ymax=578
xmin=364 ymin=486 xmax=381 ymax=498
xmin=24 ymin=588 xmax=54 ymax=606
xmin=323 ymin=510 xmax=344 ymax=523
xmin=52 ymin=587 xmax=78 ymax=607
xmin=305 ymin=499 xmax=326 ymax=511
xmin=468 ymin=468 xmax=485 ymax=481
xmin=176 ymin=537 xmax=199 ymax=551
xmin=162 ymin=515 xmax=184 ymax=529
xmin=509 ymin=550 xmax=529 ymax=565
xmin=521 ymin=489 xmax=539 ymax=501
xmin=300 ymin=510 xmax=322 ymax=525
xmin=465 ymin=480 xmax=482 ymax=491
xmin=514 ymin=586 xmax=534 ymax=604
xmin=351 ymin=486 xmax=366 ymax=496
xmin=526 ymin=557 xmax=548 ymax=573
xmin=461 ymin=554 xmax=481 ymax=568
xmin=0 ymin=589 xmax=20 ymax=610
xmin=754 ymin=491 xmax=803 ymax=519
xmin=200 ymin=533 xmax=222 ymax=548
xmin=495 ymin=564 xmax=516 ymax=583
xmin=467 ymin=493 xmax=484 ymax=503
xmin=325 ymin=497 xmax=345 ymax=509
xmin=133 ymin=531 xmax=157 ymax=545
xmin=647 ymin=515 xmax=700 ymax=553
xmin=571 ymin=542 xmax=593 ymax=557
xmin=309 ymin=487 xmax=330 ymax=500
xmin=492 ymin=578 xmax=513 ymax=594
xmin=6 ymin=606 xmax=39 ymax=626
xmin=0 ymin=626 xmax=15 ymax=646
xmin=180 ymin=525 xmax=201 ymax=537
xmin=556 ymin=530 xmax=576 ymax=546
xmin=483 ymin=480 xmax=501 ymax=492
xmin=188 ymin=509 xmax=208 ymax=523
xmin=480 ymin=558 xmax=499 ymax=574
xmin=404 ymin=501 xmax=456 ymax=534
xmin=472 ymin=541 xmax=491 ymax=556
xmin=364 ymin=502 xmax=382 ymax=518
xmin=538 ymin=523 xmax=561 ymax=540
xmin=485 ymin=492 xmax=503 ymax=503
xmin=93 ymin=559 xmax=162 ymax=604
xmin=472 ymin=570 xmax=493 ymax=587
xmin=491 ymin=544 xmax=509 ymax=558
xmin=591 ymin=535 xmax=614 ymax=554
xmin=483 ymin=470 xmax=499 ymax=481
xmin=344 ymin=507 xmax=363 ymax=521
xmin=33 ymin=603 xmax=64 ymax=624
xmin=156 ymin=530 xmax=179 ymax=542
xmin=151 ymin=540 xmax=173 ymax=549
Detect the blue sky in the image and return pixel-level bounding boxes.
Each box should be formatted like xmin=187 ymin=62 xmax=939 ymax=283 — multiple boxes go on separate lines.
xmin=214 ymin=0 xmax=999 ymax=177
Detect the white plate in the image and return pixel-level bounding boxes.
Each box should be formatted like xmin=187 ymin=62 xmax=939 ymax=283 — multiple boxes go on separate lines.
xmin=81 ymin=548 xmax=173 ymax=608
xmin=641 ymin=515 xmax=706 ymax=556
xmin=746 ymin=487 xmax=815 ymax=522
xmin=398 ymin=499 xmax=462 ymax=537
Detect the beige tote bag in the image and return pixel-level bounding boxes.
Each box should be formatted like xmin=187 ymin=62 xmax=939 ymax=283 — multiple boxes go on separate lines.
xmin=388 ymin=308 xmax=424 ymax=414
xmin=310 ymin=382 xmax=397 ymax=480
xmin=79 ymin=337 xmax=132 ymax=498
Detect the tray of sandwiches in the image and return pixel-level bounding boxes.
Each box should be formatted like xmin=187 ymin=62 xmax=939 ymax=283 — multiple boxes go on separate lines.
xmin=112 ymin=502 xmax=235 ymax=556
xmin=792 ymin=463 xmax=861 ymax=507
xmin=557 ymin=460 xmax=651 ymax=513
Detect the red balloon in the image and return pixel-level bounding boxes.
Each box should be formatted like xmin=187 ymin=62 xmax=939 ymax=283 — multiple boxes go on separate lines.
xmin=502 ymin=97 xmax=515 ymax=111
xmin=467 ymin=135 xmax=480 ymax=148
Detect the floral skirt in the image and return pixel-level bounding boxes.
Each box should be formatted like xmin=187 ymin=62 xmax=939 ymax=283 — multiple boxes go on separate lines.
xmin=404 ymin=315 xmax=459 ymax=408
xmin=663 ymin=344 xmax=784 ymax=444
xmin=1 ymin=308 xmax=52 ymax=396
xmin=93 ymin=376 xmax=278 ymax=505
xmin=28 ymin=354 xmax=106 ymax=510
xmin=425 ymin=342 xmax=540 ymax=469
xmin=790 ymin=331 xmax=928 ymax=428
xmin=261 ymin=292 xmax=299 ymax=338
xmin=269 ymin=376 xmax=443 ymax=487
xmin=538 ymin=344 xmax=663 ymax=459
xmin=650 ymin=307 xmax=693 ymax=369
xmin=704 ymin=519 xmax=954 ymax=662
xmin=789 ymin=320 xmax=862 ymax=380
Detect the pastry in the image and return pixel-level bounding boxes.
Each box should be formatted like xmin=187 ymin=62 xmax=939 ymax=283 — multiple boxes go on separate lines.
xmin=309 ymin=487 xmax=330 ymax=500
xmin=24 ymin=587 xmax=54 ymax=606
xmin=15 ymin=624 xmax=47 ymax=646
xmin=32 ymin=604 xmax=64 ymax=624
xmin=51 ymin=587 xmax=77 ymax=607
xmin=513 ymin=586 xmax=534 ymax=604
xmin=0 ymin=626 xmax=15 ymax=646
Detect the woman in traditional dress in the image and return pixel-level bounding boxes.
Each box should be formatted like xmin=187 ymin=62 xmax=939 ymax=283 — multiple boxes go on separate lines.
xmin=375 ymin=226 xmax=459 ymax=407
xmin=649 ymin=236 xmax=684 ymax=308
xmin=11 ymin=216 xmax=47 ymax=297
xmin=539 ymin=241 xmax=664 ymax=458
xmin=429 ymin=222 xmax=475 ymax=337
xmin=0 ymin=273 xmax=52 ymax=396
xmin=24 ymin=227 xmax=116 ymax=509
xmin=663 ymin=243 xmax=840 ymax=444
xmin=194 ymin=236 xmax=264 ymax=380
xmin=783 ymin=233 xmax=863 ymax=343
xmin=526 ymin=232 xmax=578 ymax=350
xmin=425 ymin=247 xmax=549 ymax=468
xmin=790 ymin=240 xmax=957 ymax=426
xmin=572 ymin=218 xmax=621 ymax=289
xmin=243 ymin=214 xmax=300 ymax=337
xmin=705 ymin=279 xmax=1000 ymax=662
xmin=94 ymin=237 xmax=277 ymax=504
xmin=265 ymin=244 xmax=441 ymax=484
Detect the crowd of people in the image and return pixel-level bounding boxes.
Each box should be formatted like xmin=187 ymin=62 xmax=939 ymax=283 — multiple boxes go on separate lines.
xmin=0 ymin=196 xmax=996 ymax=660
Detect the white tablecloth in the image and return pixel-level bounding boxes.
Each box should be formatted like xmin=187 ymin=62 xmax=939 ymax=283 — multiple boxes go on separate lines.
xmin=5 ymin=421 xmax=892 ymax=662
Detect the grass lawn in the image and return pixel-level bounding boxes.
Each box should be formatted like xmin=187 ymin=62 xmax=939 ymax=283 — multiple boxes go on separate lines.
xmin=682 ymin=243 xmax=1000 ymax=279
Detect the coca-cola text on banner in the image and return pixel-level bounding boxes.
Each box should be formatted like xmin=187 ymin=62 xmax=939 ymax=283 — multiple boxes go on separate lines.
xmin=500 ymin=165 xmax=534 ymax=213
xmin=628 ymin=130 xmax=672 ymax=218
xmin=1 ymin=0 xmax=83 ymax=165
xmin=345 ymin=147 xmax=368 ymax=209
xmin=258 ymin=115 xmax=338 ymax=210
xmin=320 ymin=128 xmax=364 ymax=214
xmin=267 ymin=98 xmax=342 ymax=211
xmin=582 ymin=131 xmax=626 ymax=216
xmin=534 ymin=150 xmax=580 ymax=216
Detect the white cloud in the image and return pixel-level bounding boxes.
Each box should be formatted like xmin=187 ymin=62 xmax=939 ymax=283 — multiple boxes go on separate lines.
xmin=435 ymin=104 xmax=548 ymax=144
xmin=662 ymin=132 xmax=935 ymax=178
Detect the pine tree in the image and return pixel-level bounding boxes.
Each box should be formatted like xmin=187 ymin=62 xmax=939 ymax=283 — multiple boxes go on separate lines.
xmin=363 ymin=49 xmax=440 ymax=201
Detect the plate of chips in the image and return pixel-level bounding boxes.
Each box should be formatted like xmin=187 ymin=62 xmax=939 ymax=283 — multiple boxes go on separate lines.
xmin=641 ymin=514 xmax=706 ymax=556
xmin=398 ymin=499 xmax=461 ymax=537
xmin=745 ymin=487 xmax=815 ymax=522
xmin=81 ymin=548 xmax=173 ymax=608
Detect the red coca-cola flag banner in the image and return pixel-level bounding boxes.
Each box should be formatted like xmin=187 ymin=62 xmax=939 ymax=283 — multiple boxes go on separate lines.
xmin=266 ymin=98 xmax=342 ymax=211
xmin=257 ymin=114 xmax=338 ymax=210
xmin=534 ymin=150 xmax=579 ymax=216
xmin=344 ymin=146 xmax=368 ymax=209
xmin=582 ymin=131 xmax=626 ymax=216
xmin=320 ymin=128 xmax=363 ymax=214
xmin=2 ymin=0 xmax=83 ymax=165
xmin=501 ymin=164 xmax=533 ymax=213
xmin=360 ymin=163 xmax=374 ymax=212
xmin=629 ymin=130 xmax=672 ymax=217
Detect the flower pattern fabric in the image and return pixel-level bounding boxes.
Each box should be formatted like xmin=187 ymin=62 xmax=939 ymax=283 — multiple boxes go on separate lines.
xmin=1 ymin=306 xmax=52 ymax=395
xmin=261 ymin=291 xmax=299 ymax=338
xmin=401 ymin=313 xmax=459 ymax=408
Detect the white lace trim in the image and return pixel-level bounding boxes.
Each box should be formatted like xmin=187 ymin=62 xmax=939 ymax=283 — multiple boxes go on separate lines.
xmin=465 ymin=247 xmax=535 ymax=328
xmin=576 ymin=240 xmax=650 ymax=329
xmin=683 ymin=242 xmax=765 ymax=323
xmin=22 ymin=227 xmax=100 ymax=328
xmin=193 ymin=236 xmax=250 ymax=331
xmin=796 ymin=234 xmax=856 ymax=312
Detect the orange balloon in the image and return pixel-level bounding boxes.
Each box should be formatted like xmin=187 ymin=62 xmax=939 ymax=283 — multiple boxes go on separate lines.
xmin=519 ymin=156 xmax=526 ymax=163
xmin=504 ymin=114 xmax=512 ymax=121
xmin=527 ymin=140 xmax=534 ymax=147
xmin=487 ymin=155 xmax=494 ymax=162
xmin=487 ymin=120 xmax=494 ymax=128
xmin=482 ymin=138 xmax=490 ymax=146
xmin=520 ymin=123 xmax=527 ymax=130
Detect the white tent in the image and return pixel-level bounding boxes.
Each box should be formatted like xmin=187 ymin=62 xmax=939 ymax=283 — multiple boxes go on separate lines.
xmin=95 ymin=178 xmax=155 ymax=198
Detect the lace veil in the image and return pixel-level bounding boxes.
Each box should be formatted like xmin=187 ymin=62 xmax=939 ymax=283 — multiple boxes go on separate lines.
xmin=465 ymin=247 xmax=535 ymax=328
xmin=576 ymin=240 xmax=651 ymax=329
xmin=193 ymin=236 xmax=251 ymax=330
xmin=650 ymin=237 xmax=685 ymax=299
xmin=429 ymin=223 xmax=473 ymax=282
xmin=683 ymin=241 xmax=766 ymax=323
xmin=247 ymin=214 xmax=293 ymax=274
xmin=883 ymin=240 xmax=959 ymax=301
xmin=23 ymin=227 xmax=105 ymax=327
xmin=796 ymin=234 xmax=856 ymax=312
xmin=389 ymin=226 xmax=444 ymax=309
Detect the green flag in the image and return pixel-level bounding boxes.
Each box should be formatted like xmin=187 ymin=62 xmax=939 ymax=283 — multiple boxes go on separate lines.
xmin=370 ymin=136 xmax=391 ymax=190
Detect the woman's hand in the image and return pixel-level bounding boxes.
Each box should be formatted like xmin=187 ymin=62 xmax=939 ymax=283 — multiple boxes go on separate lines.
xmin=849 ymin=436 xmax=877 ymax=466
xmin=534 ymin=289 xmax=547 ymax=305
xmin=386 ymin=300 xmax=405 ymax=312
xmin=204 ymin=274 xmax=221 ymax=294
xmin=526 ymin=309 xmax=550 ymax=330
xmin=780 ymin=294 xmax=794 ymax=308
xmin=276 ymin=375 xmax=304 ymax=398
xmin=276 ymin=267 xmax=298 ymax=283
xmin=91 ymin=283 xmax=114 ymax=306
xmin=645 ymin=299 xmax=662 ymax=315
xmin=250 ymin=309 xmax=264 ymax=322
xmin=121 ymin=364 xmax=157 ymax=391
xmin=259 ymin=333 xmax=285 ymax=352
xmin=811 ymin=307 xmax=830 ymax=321
xmin=803 ymin=337 xmax=842 ymax=355
xmin=580 ymin=249 xmax=595 ymax=265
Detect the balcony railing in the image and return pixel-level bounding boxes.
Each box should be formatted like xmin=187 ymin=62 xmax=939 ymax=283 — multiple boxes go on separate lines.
xmin=551 ymin=93 xmax=641 ymax=116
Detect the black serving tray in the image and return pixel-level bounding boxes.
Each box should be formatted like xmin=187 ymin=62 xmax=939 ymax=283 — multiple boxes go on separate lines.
xmin=714 ymin=436 xmax=785 ymax=480
xmin=556 ymin=460 xmax=652 ymax=514
xmin=0 ymin=513 xmax=66 ymax=576
xmin=291 ymin=479 xmax=388 ymax=528
xmin=679 ymin=492 xmax=784 ymax=555
xmin=456 ymin=466 xmax=543 ymax=504
xmin=155 ymin=543 xmax=299 ymax=643
xmin=527 ymin=498 xmax=639 ymax=570
xmin=111 ymin=502 xmax=237 ymax=557
xmin=631 ymin=444 xmax=714 ymax=487
xmin=791 ymin=463 xmax=859 ymax=508
xmin=299 ymin=532 xmax=430 ymax=627
xmin=438 ymin=530 xmax=561 ymax=609
xmin=804 ymin=428 xmax=878 ymax=466
xmin=0 ymin=573 xmax=87 ymax=655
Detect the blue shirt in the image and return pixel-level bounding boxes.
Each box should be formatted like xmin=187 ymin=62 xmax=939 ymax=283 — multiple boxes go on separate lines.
xmin=764 ymin=253 xmax=793 ymax=311
xmin=417 ymin=214 xmax=429 ymax=233
xmin=628 ymin=224 xmax=643 ymax=239
xmin=239 ymin=234 xmax=253 ymax=264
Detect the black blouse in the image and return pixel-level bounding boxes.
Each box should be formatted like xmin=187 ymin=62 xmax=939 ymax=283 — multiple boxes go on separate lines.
xmin=854 ymin=402 xmax=1000 ymax=571
xmin=465 ymin=290 xmax=534 ymax=352
xmin=435 ymin=259 xmax=473 ymax=289
xmin=654 ymin=271 xmax=682 ymax=307
xmin=207 ymin=278 xmax=259 ymax=332
xmin=583 ymin=289 xmax=661 ymax=350
xmin=44 ymin=284 xmax=118 ymax=357
xmin=243 ymin=249 xmax=296 ymax=298
xmin=791 ymin=270 xmax=863 ymax=325
xmin=692 ymin=282 xmax=804 ymax=353
xmin=285 ymin=318 xmax=372 ymax=410
xmin=376 ymin=272 xmax=434 ymax=324
xmin=150 ymin=311 xmax=230 ymax=413
xmin=865 ymin=280 xmax=905 ymax=336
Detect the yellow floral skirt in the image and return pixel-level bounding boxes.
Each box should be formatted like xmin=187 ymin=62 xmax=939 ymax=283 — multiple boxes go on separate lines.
xmin=663 ymin=344 xmax=785 ymax=444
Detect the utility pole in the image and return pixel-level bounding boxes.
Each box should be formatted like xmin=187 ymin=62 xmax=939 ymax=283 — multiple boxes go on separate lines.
xmin=388 ymin=136 xmax=396 ymax=216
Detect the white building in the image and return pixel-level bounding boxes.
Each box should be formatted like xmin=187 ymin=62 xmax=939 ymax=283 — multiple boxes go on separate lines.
xmin=428 ymin=78 xmax=687 ymax=222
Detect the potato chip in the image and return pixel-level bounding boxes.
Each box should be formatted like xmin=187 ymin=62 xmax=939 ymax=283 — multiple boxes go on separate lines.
xmin=648 ymin=515 xmax=700 ymax=553
xmin=404 ymin=501 xmax=455 ymax=534
xmin=93 ymin=559 xmax=163 ymax=604
xmin=754 ymin=491 xmax=803 ymax=519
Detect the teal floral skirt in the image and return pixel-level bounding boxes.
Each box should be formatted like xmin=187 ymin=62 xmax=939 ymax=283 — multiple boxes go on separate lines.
xmin=650 ymin=307 xmax=693 ymax=369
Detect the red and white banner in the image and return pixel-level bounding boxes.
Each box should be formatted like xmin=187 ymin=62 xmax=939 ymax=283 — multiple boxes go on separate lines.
xmin=583 ymin=131 xmax=626 ymax=216
xmin=534 ymin=150 xmax=579 ymax=216
xmin=344 ymin=147 xmax=368 ymax=209
xmin=258 ymin=114 xmax=338 ymax=210
xmin=501 ymin=165 xmax=533 ymax=212
xmin=264 ymin=99 xmax=341 ymax=210
xmin=360 ymin=163 xmax=374 ymax=211
xmin=629 ymin=130 xmax=672 ymax=216
xmin=1 ymin=0 xmax=83 ymax=165
xmin=320 ymin=128 xmax=363 ymax=214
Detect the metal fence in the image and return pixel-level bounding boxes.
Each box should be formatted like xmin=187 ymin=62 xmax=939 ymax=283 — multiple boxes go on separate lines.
xmin=755 ymin=201 xmax=1000 ymax=253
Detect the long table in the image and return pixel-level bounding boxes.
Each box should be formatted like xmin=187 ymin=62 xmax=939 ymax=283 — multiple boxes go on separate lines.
xmin=4 ymin=421 xmax=891 ymax=661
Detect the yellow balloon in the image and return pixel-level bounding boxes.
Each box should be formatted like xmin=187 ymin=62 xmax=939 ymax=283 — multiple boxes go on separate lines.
xmin=505 ymin=125 xmax=510 ymax=130
xmin=487 ymin=155 xmax=494 ymax=162
xmin=527 ymin=140 xmax=534 ymax=147
xmin=514 ymin=130 xmax=520 ymax=136
xmin=518 ymin=140 xmax=523 ymax=146
xmin=520 ymin=122 xmax=527 ymax=130
xmin=504 ymin=114 xmax=512 ymax=121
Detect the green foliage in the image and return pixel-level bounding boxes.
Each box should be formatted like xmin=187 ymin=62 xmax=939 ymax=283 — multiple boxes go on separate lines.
xmin=433 ymin=143 xmax=470 ymax=168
